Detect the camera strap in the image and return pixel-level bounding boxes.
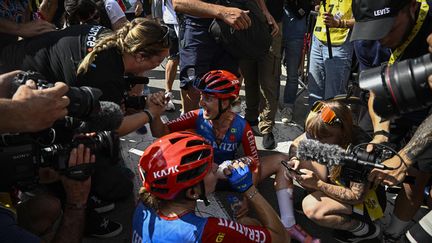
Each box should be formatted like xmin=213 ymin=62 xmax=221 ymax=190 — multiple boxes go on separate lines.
xmin=388 ymin=0 xmax=429 ymax=64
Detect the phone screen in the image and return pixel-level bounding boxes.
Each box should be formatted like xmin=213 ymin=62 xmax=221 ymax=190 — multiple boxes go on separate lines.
xmin=281 ymin=160 xmax=305 ymax=175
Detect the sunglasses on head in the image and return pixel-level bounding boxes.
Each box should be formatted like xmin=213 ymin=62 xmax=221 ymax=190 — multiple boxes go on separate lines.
xmin=147 ymin=25 xmax=170 ymax=47
xmin=310 ymin=101 xmax=341 ymax=125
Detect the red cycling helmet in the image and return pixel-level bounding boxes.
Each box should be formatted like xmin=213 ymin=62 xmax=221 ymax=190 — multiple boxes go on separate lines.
xmin=194 ymin=70 xmax=240 ymax=99
xmin=138 ymin=131 xmax=213 ymax=200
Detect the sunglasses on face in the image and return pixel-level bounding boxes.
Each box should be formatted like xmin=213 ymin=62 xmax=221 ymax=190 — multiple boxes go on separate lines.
xmin=310 ymin=101 xmax=341 ymax=125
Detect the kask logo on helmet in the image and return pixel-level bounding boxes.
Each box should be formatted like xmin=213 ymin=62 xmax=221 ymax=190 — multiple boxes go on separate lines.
xmin=153 ymin=165 xmax=179 ymax=179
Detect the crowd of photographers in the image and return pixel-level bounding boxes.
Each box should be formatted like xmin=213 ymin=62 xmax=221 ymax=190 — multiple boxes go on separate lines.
xmin=1 ymin=0 xmax=432 ymax=242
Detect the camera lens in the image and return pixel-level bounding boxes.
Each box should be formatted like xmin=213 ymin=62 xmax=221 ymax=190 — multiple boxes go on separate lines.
xmin=67 ymin=86 xmax=102 ymax=119
xmin=360 ymin=54 xmax=432 ymax=120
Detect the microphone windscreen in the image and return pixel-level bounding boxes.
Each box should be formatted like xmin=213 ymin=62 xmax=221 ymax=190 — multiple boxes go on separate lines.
xmin=297 ymin=139 xmax=344 ymax=166
xmin=79 ymin=101 xmax=123 ymax=132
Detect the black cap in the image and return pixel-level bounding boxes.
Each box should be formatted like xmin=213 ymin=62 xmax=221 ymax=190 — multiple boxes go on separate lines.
xmin=351 ymin=0 xmax=411 ymax=41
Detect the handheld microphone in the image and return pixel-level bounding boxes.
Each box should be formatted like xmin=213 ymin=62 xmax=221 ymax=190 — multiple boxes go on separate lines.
xmin=296 ymin=139 xmax=389 ymax=170
xmin=78 ymin=101 xmax=123 ymax=133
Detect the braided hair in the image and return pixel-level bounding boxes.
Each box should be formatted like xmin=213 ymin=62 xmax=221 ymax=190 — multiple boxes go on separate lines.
xmin=77 ymin=17 xmax=169 ymax=74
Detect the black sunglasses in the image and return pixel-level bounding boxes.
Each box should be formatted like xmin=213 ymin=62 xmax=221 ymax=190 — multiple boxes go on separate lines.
xmin=147 ymin=25 xmax=170 ymax=47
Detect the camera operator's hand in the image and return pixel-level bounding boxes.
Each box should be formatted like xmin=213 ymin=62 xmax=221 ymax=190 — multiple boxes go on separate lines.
xmin=61 ymin=144 xmax=95 ymax=206
xmin=0 ymin=70 xmax=21 ymax=98
xmin=9 ymin=82 xmax=69 ymax=132
xmin=368 ymin=154 xmax=408 ymax=186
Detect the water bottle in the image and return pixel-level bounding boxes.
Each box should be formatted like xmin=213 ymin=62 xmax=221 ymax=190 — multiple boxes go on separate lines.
xmin=227 ymin=195 xmax=242 ymax=220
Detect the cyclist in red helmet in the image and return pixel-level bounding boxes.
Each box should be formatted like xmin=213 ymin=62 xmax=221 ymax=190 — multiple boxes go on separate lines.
xmin=147 ymin=70 xmax=315 ymax=242
xmin=132 ymin=131 xmax=288 ymax=242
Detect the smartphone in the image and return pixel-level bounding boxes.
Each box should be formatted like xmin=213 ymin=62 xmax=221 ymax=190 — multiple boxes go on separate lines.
xmin=281 ymin=160 xmax=305 ymax=175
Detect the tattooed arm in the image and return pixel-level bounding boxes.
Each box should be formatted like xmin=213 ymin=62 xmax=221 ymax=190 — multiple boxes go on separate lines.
xmin=295 ymin=168 xmax=368 ymax=205
xmin=316 ymin=180 xmax=368 ymax=205
xmin=400 ymin=113 xmax=432 ymax=163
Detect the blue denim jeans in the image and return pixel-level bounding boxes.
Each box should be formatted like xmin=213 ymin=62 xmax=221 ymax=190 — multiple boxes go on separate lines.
xmin=307 ymin=35 xmax=353 ymax=106
xmin=283 ymin=38 xmax=304 ymax=105
xmin=282 ymin=8 xmax=306 ymax=106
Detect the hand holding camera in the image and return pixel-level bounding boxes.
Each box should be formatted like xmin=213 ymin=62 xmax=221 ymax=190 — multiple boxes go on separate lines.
xmin=368 ymin=153 xmax=408 ymax=186
xmin=62 ymin=144 xmax=95 ymax=207
xmin=0 ymin=70 xmax=71 ymax=133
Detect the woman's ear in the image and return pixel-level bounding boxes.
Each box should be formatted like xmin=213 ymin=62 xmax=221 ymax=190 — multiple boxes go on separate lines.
xmin=185 ymin=187 xmax=199 ymax=200
xmin=135 ymin=53 xmax=145 ymax=63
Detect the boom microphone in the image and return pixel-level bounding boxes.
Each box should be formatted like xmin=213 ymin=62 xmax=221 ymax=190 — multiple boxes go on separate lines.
xmin=296 ymin=139 xmax=389 ymax=169
xmin=78 ymin=101 xmax=124 ymax=132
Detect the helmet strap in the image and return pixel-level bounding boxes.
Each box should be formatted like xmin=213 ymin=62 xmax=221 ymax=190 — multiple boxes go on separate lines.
xmin=213 ymin=99 xmax=229 ymax=120
xmin=199 ymin=180 xmax=210 ymax=206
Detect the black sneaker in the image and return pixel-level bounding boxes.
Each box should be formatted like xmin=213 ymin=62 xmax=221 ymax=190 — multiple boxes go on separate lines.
xmin=333 ymin=222 xmax=380 ymax=243
xmin=262 ymin=132 xmax=276 ymax=150
xmin=87 ymin=216 xmax=123 ymax=238
xmin=88 ymin=195 xmax=115 ymax=213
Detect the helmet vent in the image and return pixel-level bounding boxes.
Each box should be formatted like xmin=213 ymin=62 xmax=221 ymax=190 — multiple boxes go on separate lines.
xmin=169 ymin=137 xmax=186 ymax=144
xmin=180 ymin=149 xmax=211 ymax=165
xmin=176 ymin=163 xmax=208 ymax=183
xmin=153 ymin=178 xmax=167 ymax=185
xmin=186 ymin=140 xmax=205 ymax=147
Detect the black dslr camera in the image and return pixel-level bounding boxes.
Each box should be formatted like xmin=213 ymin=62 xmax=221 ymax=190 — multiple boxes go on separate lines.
xmin=13 ymin=71 xmax=103 ymax=119
xmin=339 ymin=144 xmax=394 ymax=183
xmin=0 ymin=71 xmax=117 ymax=191
xmin=360 ymin=53 xmax=432 ymax=120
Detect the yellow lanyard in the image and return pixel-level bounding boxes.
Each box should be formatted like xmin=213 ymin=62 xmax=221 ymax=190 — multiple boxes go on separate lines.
xmin=389 ymin=0 xmax=429 ymax=64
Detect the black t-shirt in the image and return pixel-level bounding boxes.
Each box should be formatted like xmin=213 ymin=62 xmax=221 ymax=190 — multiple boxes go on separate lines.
xmin=399 ymin=1 xmax=432 ymax=60
xmin=0 ymin=25 xmax=126 ymax=105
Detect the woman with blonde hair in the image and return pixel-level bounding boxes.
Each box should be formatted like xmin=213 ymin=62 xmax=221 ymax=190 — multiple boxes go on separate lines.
xmin=286 ymin=100 xmax=386 ymax=242
xmin=0 ymin=17 xmax=169 ymax=135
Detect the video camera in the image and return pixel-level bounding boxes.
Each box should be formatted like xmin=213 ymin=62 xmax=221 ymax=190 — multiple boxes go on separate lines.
xmin=338 ymin=145 xmax=394 ymax=183
xmin=0 ymin=71 xmax=120 ymax=191
xmin=0 ymin=129 xmax=117 ymax=191
xmin=296 ymin=139 xmax=395 ymax=183
xmin=359 ymin=53 xmax=432 ymax=120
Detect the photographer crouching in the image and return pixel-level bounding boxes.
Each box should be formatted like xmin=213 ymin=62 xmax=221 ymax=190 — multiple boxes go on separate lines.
xmin=0 ymin=71 xmax=95 ymax=243
xmin=350 ymin=0 xmax=432 ymax=241
xmin=359 ymin=33 xmax=432 ymax=243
